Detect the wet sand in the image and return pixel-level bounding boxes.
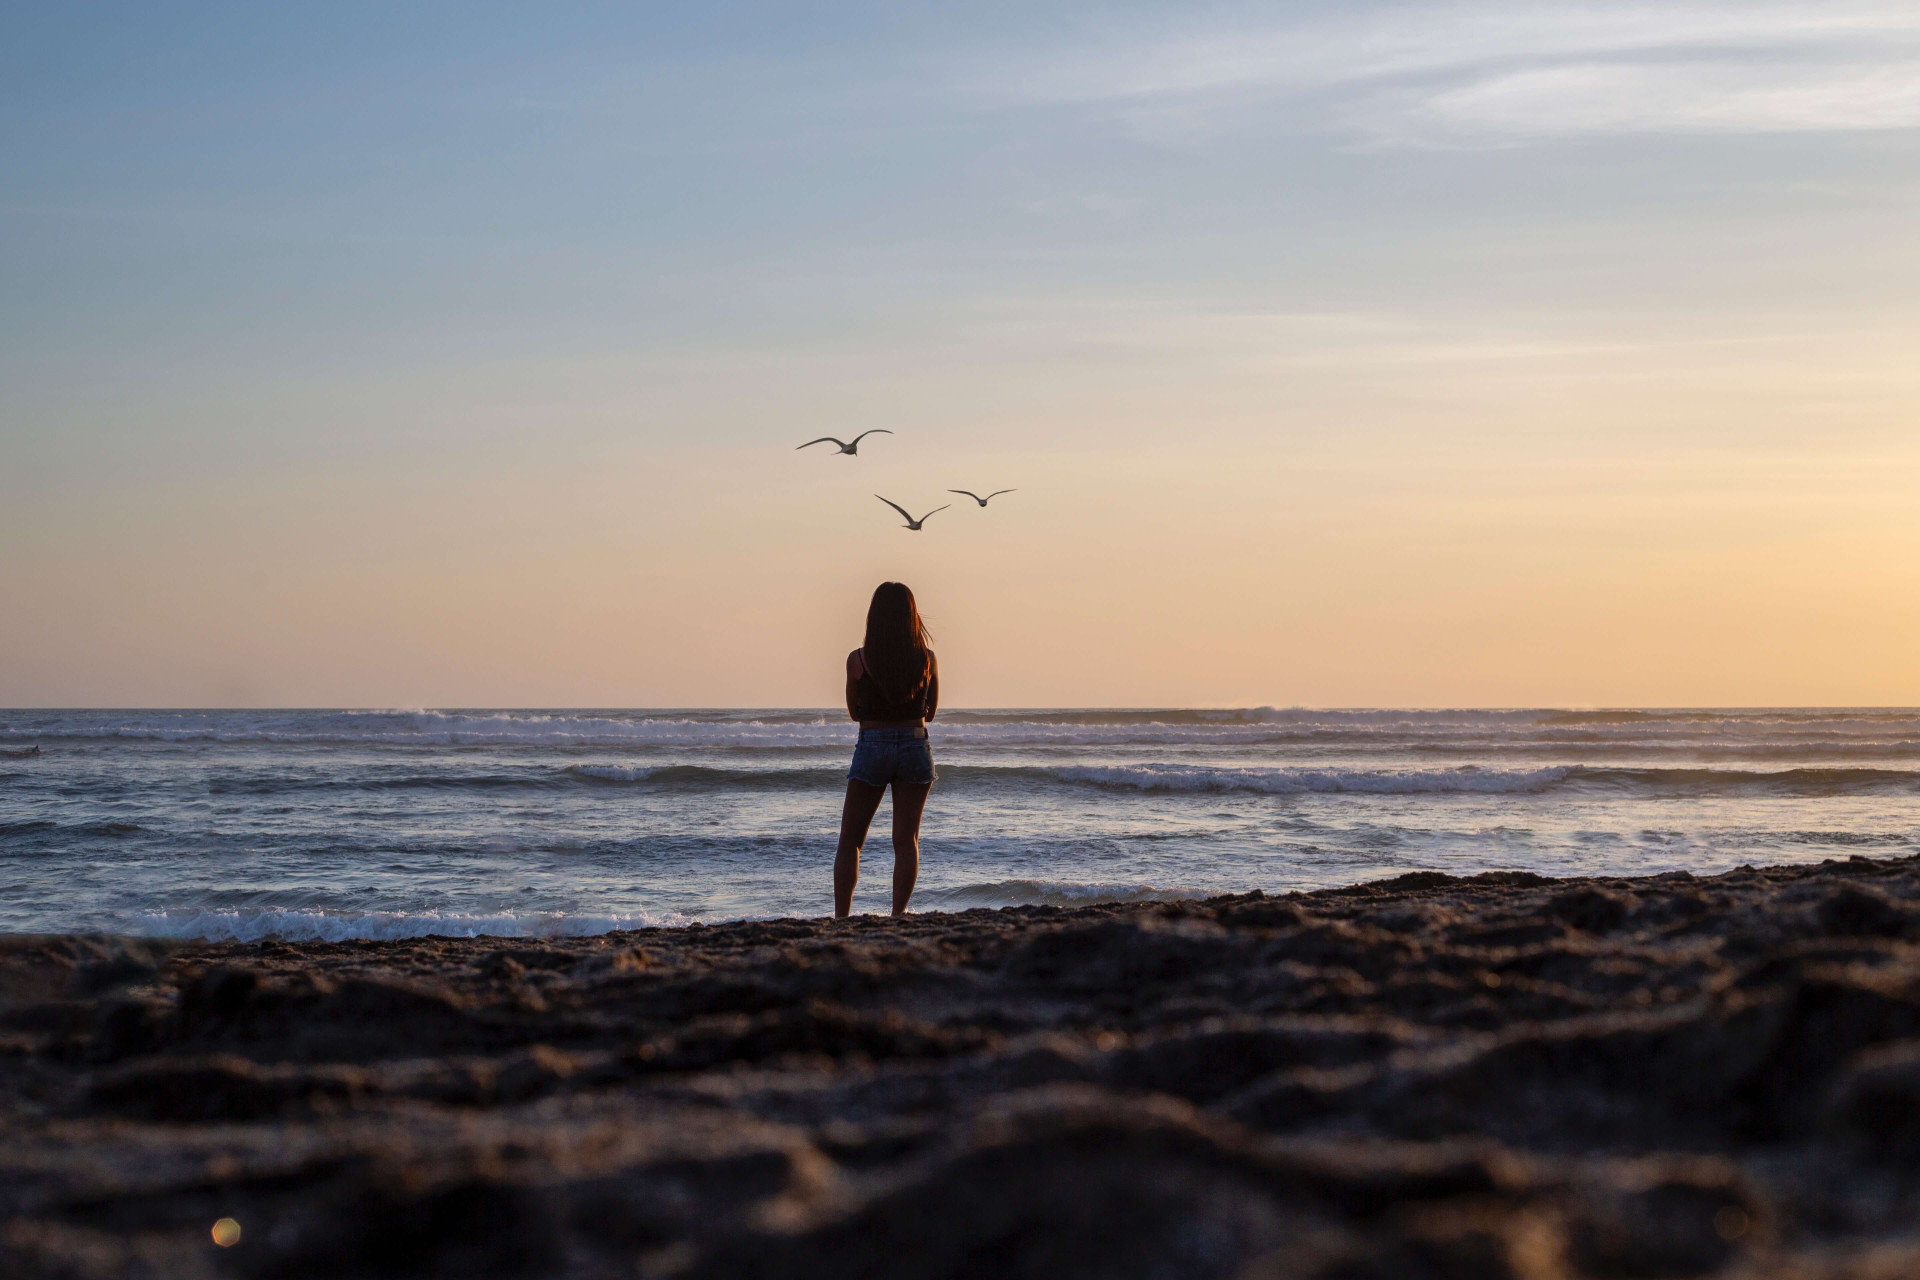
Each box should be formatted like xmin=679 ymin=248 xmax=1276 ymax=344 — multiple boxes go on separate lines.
xmin=4 ymin=855 xmax=1919 ymax=1278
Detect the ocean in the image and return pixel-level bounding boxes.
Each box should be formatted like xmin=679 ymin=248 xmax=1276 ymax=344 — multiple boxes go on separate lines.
xmin=2 ymin=707 xmax=1916 ymax=940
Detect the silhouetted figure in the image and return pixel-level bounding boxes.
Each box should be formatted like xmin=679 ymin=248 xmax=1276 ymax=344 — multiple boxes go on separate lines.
xmin=948 ymin=488 xmax=1016 ymax=506
xmin=835 ymin=582 xmax=939 ymax=917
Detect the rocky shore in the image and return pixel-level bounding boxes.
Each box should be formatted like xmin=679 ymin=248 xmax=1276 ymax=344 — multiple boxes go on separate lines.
xmin=4 ymin=855 xmax=1919 ymax=1278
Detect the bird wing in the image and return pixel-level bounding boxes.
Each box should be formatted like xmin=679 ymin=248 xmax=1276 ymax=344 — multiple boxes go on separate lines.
xmin=947 ymin=490 xmax=983 ymax=501
xmin=875 ymin=495 xmax=916 ymax=524
xmin=986 ymin=489 xmax=1017 ymax=500
xmin=916 ymin=504 xmax=952 ymax=523
xmin=850 ymin=429 xmax=894 ymax=445
xmin=796 ymin=437 xmax=846 ymax=450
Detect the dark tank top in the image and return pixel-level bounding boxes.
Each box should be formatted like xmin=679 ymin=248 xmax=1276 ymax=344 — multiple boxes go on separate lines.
xmin=854 ymin=649 xmax=939 ymax=722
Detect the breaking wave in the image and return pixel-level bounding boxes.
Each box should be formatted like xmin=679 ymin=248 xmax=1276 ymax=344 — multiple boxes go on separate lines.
xmin=1049 ymin=764 xmax=1920 ymax=796
xmin=561 ymin=761 xmax=1920 ymax=797
xmin=138 ymin=906 xmax=703 ymax=943
xmin=136 ymin=886 xmax=1210 ymax=939
xmin=1047 ymin=764 xmax=1580 ymax=795
xmin=566 ymin=763 xmax=842 ymax=786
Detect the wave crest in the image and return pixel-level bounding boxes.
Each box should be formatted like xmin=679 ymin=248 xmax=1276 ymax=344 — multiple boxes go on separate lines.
xmin=1047 ymin=764 xmax=1577 ymax=795
xmin=566 ymin=763 xmax=839 ymax=786
xmin=12 ymin=706 xmax=1920 ymax=751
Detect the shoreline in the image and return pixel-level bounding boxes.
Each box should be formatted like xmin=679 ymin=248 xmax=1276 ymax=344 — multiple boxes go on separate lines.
xmin=14 ymin=705 xmax=1920 ymax=953
xmin=4 ymin=853 xmax=1919 ymax=1277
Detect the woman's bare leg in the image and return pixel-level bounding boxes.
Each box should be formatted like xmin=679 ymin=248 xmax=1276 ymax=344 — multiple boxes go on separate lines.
xmin=888 ymin=781 xmax=931 ymax=917
xmin=834 ymin=780 xmax=886 ymax=918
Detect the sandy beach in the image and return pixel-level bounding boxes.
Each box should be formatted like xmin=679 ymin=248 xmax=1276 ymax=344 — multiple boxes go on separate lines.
xmin=2 ymin=855 xmax=1917 ymax=1278
xmin=12 ymin=0 xmax=1920 ymax=1274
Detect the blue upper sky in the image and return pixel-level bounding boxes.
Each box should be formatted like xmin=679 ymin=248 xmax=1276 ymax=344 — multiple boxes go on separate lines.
xmin=4 ymin=3 xmax=1919 ymax=704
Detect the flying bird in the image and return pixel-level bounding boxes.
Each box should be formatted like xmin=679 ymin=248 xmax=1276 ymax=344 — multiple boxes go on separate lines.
xmin=948 ymin=489 xmax=1016 ymax=506
xmin=796 ymin=429 xmax=892 ymax=455
xmin=875 ymin=496 xmax=950 ymax=530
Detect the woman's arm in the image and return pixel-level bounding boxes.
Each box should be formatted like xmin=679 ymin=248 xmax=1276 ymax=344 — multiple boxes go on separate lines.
xmin=924 ymin=653 xmax=939 ymax=722
xmin=845 ymin=649 xmax=864 ymax=721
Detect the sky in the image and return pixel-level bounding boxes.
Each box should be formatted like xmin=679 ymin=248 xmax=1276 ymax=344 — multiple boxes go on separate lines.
xmin=3 ymin=1 xmax=1918 ymax=708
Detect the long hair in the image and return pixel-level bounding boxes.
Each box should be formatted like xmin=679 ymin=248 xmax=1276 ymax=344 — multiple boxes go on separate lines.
xmin=862 ymin=582 xmax=932 ymax=704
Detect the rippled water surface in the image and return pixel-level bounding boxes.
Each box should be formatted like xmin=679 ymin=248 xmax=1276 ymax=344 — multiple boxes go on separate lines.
xmin=2 ymin=708 xmax=1917 ymax=938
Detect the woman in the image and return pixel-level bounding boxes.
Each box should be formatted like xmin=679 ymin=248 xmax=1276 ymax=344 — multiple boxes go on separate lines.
xmin=835 ymin=582 xmax=939 ymax=918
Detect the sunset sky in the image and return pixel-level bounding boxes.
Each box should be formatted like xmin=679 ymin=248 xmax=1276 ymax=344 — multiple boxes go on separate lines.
xmin=4 ymin=2 xmax=1918 ymax=708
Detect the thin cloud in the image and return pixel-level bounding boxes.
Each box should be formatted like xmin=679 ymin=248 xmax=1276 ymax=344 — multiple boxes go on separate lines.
xmin=974 ymin=2 xmax=1920 ymax=141
xmin=1405 ymin=60 xmax=1920 ymax=138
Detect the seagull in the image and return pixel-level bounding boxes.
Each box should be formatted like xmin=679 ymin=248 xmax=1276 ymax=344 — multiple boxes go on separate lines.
xmin=948 ymin=489 xmax=1016 ymax=507
xmin=875 ymin=495 xmax=950 ymax=530
xmin=796 ymin=429 xmax=892 ymax=455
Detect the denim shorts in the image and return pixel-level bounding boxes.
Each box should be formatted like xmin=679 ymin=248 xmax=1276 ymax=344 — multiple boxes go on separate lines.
xmin=847 ymin=727 xmax=935 ymax=787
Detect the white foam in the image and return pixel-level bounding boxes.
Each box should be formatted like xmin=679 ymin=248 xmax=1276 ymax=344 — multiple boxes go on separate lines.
xmin=564 ymin=763 xmax=838 ymax=786
xmin=136 ymin=891 xmax=1199 ymax=938
xmin=138 ymin=906 xmax=701 ymax=943
xmin=915 ymin=879 xmax=1208 ymax=909
xmin=1045 ymin=763 xmax=1577 ymax=795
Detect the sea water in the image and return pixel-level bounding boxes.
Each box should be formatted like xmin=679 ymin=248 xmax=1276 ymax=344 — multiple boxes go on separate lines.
xmin=2 ymin=708 xmax=1916 ymax=940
